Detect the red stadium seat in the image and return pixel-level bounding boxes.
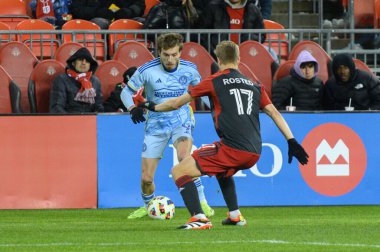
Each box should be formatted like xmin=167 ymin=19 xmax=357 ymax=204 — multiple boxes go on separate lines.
xmin=0 ymin=42 xmax=39 ymax=113
xmin=181 ymin=42 xmax=219 ymax=111
xmin=239 ymin=40 xmax=279 ymax=98
xmin=238 ymin=62 xmax=260 ymax=84
xmin=54 ymin=42 xmax=84 ymax=65
xmin=375 ymin=0 xmax=380 ymax=28
xmin=95 ymin=60 xmax=128 ymax=101
xmin=16 ymin=19 xmax=59 ymax=60
xmin=353 ymin=58 xmax=375 ymax=76
xmin=28 ymin=60 xmax=65 ymax=113
xmin=62 ymin=19 xmax=105 ymax=61
xmin=54 ymin=42 xmax=83 ymax=65
xmin=354 ymin=0 xmax=374 ymax=28
xmin=0 ymin=0 xmax=30 ymax=30
xmin=288 ymin=40 xmax=331 ymax=84
xmin=0 ymin=65 xmax=18 ymax=113
xmin=263 ymin=19 xmax=289 ymax=62
xmin=273 ymin=60 xmax=296 ymax=81
xmin=144 ymin=0 xmax=161 ymax=17
xmin=0 ymin=21 xmax=11 ymax=43
xmin=113 ymin=41 xmax=154 ymax=68
xmin=108 ymin=19 xmax=144 ymax=57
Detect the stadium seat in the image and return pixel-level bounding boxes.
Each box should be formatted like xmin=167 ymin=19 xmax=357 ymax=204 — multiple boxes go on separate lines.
xmin=16 ymin=19 xmax=60 ymax=60
xmin=113 ymin=41 xmax=154 ymax=68
xmin=0 ymin=0 xmax=30 ymax=30
xmin=0 ymin=65 xmax=19 ymax=113
xmin=94 ymin=60 xmax=128 ymax=102
xmin=28 ymin=59 xmax=65 ymax=113
xmin=144 ymin=0 xmax=161 ymax=17
xmin=353 ymin=58 xmax=376 ymax=76
xmin=239 ymin=40 xmax=279 ymax=98
xmin=375 ymin=0 xmax=380 ymax=28
xmin=108 ymin=19 xmax=144 ymax=57
xmin=238 ymin=62 xmax=260 ymax=84
xmin=54 ymin=42 xmax=84 ymax=65
xmin=273 ymin=60 xmax=296 ymax=81
xmin=0 ymin=21 xmax=11 ymax=43
xmin=0 ymin=41 xmax=39 ymax=113
xmin=181 ymin=42 xmax=219 ymax=111
xmin=354 ymin=0 xmax=374 ymax=28
xmin=263 ymin=19 xmax=289 ymax=62
xmin=61 ymin=19 xmax=105 ymax=61
xmin=288 ymin=40 xmax=331 ymax=84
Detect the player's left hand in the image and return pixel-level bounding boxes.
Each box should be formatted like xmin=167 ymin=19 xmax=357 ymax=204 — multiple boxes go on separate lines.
xmin=138 ymin=101 xmax=156 ymax=111
xmin=130 ymin=107 xmax=146 ymax=124
xmin=288 ymin=138 xmax=309 ymax=165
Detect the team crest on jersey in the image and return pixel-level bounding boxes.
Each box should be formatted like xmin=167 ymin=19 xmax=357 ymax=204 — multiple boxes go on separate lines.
xmin=179 ymin=76 xmax=188 ymax=85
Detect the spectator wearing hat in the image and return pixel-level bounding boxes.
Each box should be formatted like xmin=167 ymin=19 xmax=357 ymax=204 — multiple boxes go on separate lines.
xmin=50 ymin=47 xmax=104 ymax=113
xmin=324 ymin=53 xmax=380 ymax=110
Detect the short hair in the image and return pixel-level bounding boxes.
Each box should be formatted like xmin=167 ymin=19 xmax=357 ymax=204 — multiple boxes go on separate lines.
xmin=214 ymin=41 xmax=239 ymax=65
xmin=157 ymin=33 xmax=184 ymax=53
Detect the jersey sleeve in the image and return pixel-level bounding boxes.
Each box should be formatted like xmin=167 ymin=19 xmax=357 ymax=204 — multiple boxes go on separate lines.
xmin=188 ymin=77 xmax=213 ymax=98
xmin=259 ymin=84 xmax=272 ymax=109
xmin=126 ymin=68 xmax=144 ymax=93
xmin=189 ymin=68 xmax=202 ymax=87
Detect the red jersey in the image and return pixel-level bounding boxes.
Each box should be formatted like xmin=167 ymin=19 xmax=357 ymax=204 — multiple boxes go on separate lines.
xmin=226 ymin=6 xmax=244 ymax=44
xmin=189 ymin=68 xmax=271 ymax=154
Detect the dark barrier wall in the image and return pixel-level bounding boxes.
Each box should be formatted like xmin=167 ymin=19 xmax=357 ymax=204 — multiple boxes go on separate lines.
xmin=0 ymin=116 xmax=98 ymax=209
xmin=98 ymin=113 xmax=380 ymax=208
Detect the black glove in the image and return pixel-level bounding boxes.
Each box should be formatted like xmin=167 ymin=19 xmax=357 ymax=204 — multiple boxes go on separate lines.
xmin=138 ymin=101 xmax=157 ymax=111
xmin=130 ymin=107 xmax=145 ymax=124
xmin=288 ymin=138 xmax=309 ymax=165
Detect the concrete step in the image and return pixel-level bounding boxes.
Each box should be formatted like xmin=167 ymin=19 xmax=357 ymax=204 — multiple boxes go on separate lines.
xmin=272 ymin=0 xmax=315 ymax=13
xmin=270 ymin=13 xmax=319 ymax=28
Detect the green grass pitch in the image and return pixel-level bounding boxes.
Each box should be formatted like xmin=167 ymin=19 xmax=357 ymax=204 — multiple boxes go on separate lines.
xmin=0 ymin=206 xmax=379 ymax=252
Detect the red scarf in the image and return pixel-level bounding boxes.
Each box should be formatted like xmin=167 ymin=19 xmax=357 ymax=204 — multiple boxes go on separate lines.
xmin=36 ymin=0 xmax=55 ymax=19
xmin=67 ymin=68 xmax=96 ymax=104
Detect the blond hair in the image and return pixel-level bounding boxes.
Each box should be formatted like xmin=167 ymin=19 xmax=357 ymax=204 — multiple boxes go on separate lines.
xmin=214 ymin=41 xmax=240 ymax=65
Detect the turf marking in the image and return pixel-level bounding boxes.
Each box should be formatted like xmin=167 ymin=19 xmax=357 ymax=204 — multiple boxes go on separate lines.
xmin=0 ymin=240 xmax=379 ymax=249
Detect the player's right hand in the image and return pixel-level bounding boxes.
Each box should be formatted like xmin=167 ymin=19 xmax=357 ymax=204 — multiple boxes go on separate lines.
xmin=138 ymin=101 xmax=157 ymax=111
xmin=130 ymin=107 xmax=146 ymax=124
xmin=287 ymin=138 xmax=309 ymax=165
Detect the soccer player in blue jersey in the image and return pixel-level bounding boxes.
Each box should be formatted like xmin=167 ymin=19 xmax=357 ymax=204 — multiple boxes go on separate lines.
xmin=121 ymin=33 xmax=214 ymax=219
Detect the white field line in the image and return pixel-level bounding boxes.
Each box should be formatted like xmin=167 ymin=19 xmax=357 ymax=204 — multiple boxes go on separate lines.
xmin=0 ymin=240 xmax=379 ymax=249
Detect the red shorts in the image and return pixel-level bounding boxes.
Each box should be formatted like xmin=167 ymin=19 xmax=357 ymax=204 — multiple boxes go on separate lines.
xmin=191 ymin=141 xmax=260 ymax=178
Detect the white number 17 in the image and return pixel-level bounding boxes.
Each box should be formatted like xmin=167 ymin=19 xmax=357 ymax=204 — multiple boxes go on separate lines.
xmin=229 ymin=88 xmax=253 ymax=115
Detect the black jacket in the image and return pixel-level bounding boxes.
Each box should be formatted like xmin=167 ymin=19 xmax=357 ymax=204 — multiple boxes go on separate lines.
xmin=197 ymin=0 xmax=265 ymax=57
xmin=143 ymin=2 xmax=192 ymax=29
xmin=272 ymin=68 xmax=324 ymax=111
xmin=324 ymin=69 xmax=380 ymax=110
xmin=70 ymin=0 xmax=101 ymax=20
xmin=96 ymin=0 xmax=145 ymax=20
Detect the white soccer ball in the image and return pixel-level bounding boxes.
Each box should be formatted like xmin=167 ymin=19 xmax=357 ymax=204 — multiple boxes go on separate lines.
xmin=147 ymin=196 xmax=175 ymax=220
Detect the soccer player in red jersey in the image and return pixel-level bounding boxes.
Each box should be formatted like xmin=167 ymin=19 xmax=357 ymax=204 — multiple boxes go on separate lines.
xmin=139 ymin=40 xmax=309 ymax=230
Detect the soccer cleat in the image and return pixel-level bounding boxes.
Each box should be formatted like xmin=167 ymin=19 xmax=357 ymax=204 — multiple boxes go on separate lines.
xmin=200 ymin=201 xmax=215 ymax=217
xmin=177 ymin=216 xmax=212 ymax=230
xmin=222 ymin=213 xmax=247 ymax=226
xmin=127 ymin=207 xmax=148 ymax=219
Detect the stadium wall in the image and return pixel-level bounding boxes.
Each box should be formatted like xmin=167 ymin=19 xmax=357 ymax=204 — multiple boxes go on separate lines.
xmin=0 ymin=113 xmax=379 ymax=209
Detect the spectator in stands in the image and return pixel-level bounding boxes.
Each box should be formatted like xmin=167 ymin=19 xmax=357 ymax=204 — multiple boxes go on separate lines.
xmin=196 ymin=0 xmax=265 ymax=58
xmin=103 ymin=66 xmax=138 ymax=112
xmin=254 ymin=0 xmax=272 ymax=20
xmin=324 ymin=53 xmax=380 ymax=110
xmin=272 ymin=50 xmax=324 ymax=111
xmin=30 ymin=0 xmax=72 ymax=28
xmin=96 ymin=0 xmax=145 ymax=23
xmin=143 ymin=0 xmax=198 ymax=30
xmin=50 ymin=47 xmax=104 ymax=113
xmin=70 ymin=0 xmax=110 ymax=29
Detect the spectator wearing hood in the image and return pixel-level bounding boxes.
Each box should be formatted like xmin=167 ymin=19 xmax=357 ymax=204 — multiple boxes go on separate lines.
xmin=272 ymin=50 xmax=324 ymax=111
xmin=50 ymin=47 xmax=104 ymax=113
xmin=324 ymin=53 xmax=380 ymax=110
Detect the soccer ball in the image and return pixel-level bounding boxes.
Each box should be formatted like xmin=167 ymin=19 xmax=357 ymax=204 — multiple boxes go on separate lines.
xmin=147 ymin=196 xmax=175 ymax=220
